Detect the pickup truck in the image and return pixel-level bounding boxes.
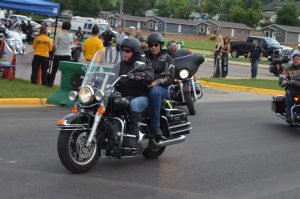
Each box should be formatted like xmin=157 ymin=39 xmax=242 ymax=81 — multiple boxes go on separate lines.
xmin=230 ymin=36 xmax=293 ymax=63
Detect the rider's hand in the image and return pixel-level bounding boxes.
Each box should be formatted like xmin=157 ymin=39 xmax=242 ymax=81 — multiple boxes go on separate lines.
xmin=281 ymin=80 xmax=288 ymax=87
xmin=148 ymin=81 xmax=157 ymax=88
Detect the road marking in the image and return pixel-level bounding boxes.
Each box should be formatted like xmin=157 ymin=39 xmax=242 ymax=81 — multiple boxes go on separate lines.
xmin=5 ymin=160 xmax=17 ymax=164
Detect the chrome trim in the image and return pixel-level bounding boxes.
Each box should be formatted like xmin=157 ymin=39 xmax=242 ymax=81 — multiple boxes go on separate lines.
xmin=291 ymin=105 xmax=300 ymax=122
xmin=169 ymin=122 xmax=191 ymax=129
xmin=170 ymin=127 xmax=192 ymax=135
xmin=152 ymin=135 xmax=186 ymax=147
xmin=86 ymin=112 xmax=102 ymax=147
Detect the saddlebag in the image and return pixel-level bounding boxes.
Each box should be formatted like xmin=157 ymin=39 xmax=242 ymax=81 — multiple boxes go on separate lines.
xmin=162 ymin=108 xmax=191 ymax=137
xmin=271 ymin=96 xmax=285 ymax=114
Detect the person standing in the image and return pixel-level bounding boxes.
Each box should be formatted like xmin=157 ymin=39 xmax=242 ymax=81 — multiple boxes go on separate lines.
xmin=47 ymin=21 xmax=73 ymax=87
xmin=213 ymin=35 xmax=223 ymax=78
xmin=114 ymin=30 xmax=125 ymax=63
xmin=221 ymin=37 xmax=230 ymax=78
xmin=31 ymin=26 xmax=52 ymax=85
xmin=247 ymin=40 xmax=263 ymax=79
xmin=100 ymin=25 xmax=116 ymax=64
xmin=82 ymin=25 xmax=104 ymax=62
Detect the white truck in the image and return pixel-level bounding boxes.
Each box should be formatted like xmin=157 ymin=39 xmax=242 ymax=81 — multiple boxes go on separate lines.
xmin=70 ymin=16 xmax=109 ymax=38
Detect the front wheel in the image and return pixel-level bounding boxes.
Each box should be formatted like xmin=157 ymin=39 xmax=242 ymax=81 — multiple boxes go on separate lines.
xmin=143 ymin=146 xmax=166 ymax=159
xmin=184 ymin=92 xmax=196 ymax=115
xmin=57 ymin=130 xmax=100 ymax=173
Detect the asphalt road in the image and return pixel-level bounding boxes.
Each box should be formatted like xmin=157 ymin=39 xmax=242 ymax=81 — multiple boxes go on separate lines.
xmin=1 ymin=89 xmax=300 ymax=199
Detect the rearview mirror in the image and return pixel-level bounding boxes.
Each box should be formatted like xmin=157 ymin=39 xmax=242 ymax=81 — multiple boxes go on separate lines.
xmin=134 ymin=61 xmax=146 ymax=70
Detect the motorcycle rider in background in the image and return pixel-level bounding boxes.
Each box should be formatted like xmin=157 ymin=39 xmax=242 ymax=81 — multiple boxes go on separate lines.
xmin=167 ymin=40 xmax=179 ymax=58
xmin=116 ymin=37 xmax=154 ymax=147
xmin=280 ymin=53 xmax=300 ymax=123
xmin=138 ymin=36 xmax=148 ymax=55
xmin=145 ymin=32 xmax=175 ymax=139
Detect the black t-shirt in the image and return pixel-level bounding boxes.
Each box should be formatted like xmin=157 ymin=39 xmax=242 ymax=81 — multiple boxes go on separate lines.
xmin=249 ymin=45 xmax=262 ymax=61
xmin=100 ymin=31 xmax=116 ymax=47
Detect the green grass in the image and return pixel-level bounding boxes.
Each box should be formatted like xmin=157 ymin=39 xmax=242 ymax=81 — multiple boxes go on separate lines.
xmin=183 ymin=40 xmax=215 ymax=51
xmin=202 ymin=54 xmax=270 ymax=65
xmin=0 ymin=78 xmax=59 ymax=98
xmin=201 ymin=78 xmax=284 ymax=91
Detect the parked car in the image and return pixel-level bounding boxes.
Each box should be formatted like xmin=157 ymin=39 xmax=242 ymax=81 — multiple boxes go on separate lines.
xmin=230 ymin=36 xmax=293 ymax=63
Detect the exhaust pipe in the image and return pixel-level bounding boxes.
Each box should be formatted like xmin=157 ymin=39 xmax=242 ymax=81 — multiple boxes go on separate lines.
xmin=153 ymin=135 xmax=186 ymax=147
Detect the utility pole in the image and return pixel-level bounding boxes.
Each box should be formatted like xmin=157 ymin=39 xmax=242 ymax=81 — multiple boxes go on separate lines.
xmin=119 ymin=0 xmax=124 ymax=14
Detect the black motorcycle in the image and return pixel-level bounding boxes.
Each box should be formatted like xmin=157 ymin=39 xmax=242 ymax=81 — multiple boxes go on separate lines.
xmin=268 ymin=56 xmax=284 ymax=77
xmin=168 ymin=50 xmax=205 ymax=115
xmin=272 ymin=78 xmax=300 ymax=127
xmin=56 ymin=53 xmax=191 ymax=173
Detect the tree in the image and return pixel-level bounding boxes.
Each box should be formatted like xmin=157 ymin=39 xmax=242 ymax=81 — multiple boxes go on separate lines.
xmin=202 ymin=0 xmax=221 ymax=19
xmin=155 ymin=0 xmax=191 ymax=19
xmin=276 ymin=3 xmax=300 ymax=26
xmin=73 ymin=0 xmax=101 ymax=17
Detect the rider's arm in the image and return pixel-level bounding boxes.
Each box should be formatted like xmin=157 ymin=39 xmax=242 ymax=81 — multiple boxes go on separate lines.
xmin=280 ymin=69 xmax=290 ymax=87
xmin=154 ymin=55 xmax=175 ymax=87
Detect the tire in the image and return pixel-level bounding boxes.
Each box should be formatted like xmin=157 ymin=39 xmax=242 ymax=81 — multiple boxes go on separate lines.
xmin=57 ymin=130 xmax=100 ymax=173
xmin=143 ymin=146 xmax=166 ymax=159
xmin=231 ymin=49 xmax=239 ymax=58
xmin=184 ymin=92 xmax=196 ymax=115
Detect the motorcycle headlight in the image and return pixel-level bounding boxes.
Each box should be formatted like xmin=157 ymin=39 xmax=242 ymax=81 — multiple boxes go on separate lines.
xmin=179 ymin=69 xmax=189 ymax=79
xmin=69 ymin=91 xmax=78 ymax=102
xmin=79 ymin=86 xmax=94 ymax=104
xmin=95 ymin=89 xmax=104 ymax=101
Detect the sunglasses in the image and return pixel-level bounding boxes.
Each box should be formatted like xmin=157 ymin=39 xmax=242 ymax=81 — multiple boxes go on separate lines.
xmin=148 ymin=43 xmax=160 ymax=48
xmin=122 ymin=48 xmax=132 ymax=53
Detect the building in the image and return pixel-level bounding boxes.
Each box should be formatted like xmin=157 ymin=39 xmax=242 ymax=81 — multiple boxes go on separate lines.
xmin=107 ymin=14 xmax=148 ymax=30
xmin=150 ymin=16 xmax=198 ymax=35
xmin=197 ymin=20 xmax=253 ymax=40
xmin=261 ymin=24 xmax=300 ymax=44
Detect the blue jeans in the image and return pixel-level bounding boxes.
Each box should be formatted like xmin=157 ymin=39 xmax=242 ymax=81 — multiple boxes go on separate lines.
xmin=285 ymin=89 xmax=293 ymax=117
xmin=105 ymin=46 xmax=113 ymax=63
xmin=128 ymin=96 xmax=149 ymax=113
xmin=149 ymin=86 xmax=169 ymax=128
xmin=251 ymin=59 xmax=259 ymax=78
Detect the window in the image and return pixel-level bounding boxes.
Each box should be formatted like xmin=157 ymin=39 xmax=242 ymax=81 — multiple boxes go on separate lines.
xmin=184 ymin=26 xmax=189 ymax=30
xmin=237 ymin=29 xmax=242 ymax=34
xmin=159 ymin=23 xmax=162 ymax=27
xmin=278 ymin=32 xmax=282 ymax=36
xmin=109 ymin=19 xmax=114 ymax=26
xmin=199 ymin=26 xmax=205 ymax=33
xmin=143 ymin=22 xmax=147 ymax=27
xmin=148 ymin=22 xmax=154 ymax=29
xmin=193 ymin=26 xmax=197 ymax=31
xmin=87 ymin=24 xmax=93 ymax=30
xmin=246 ymin=30 xmax=250 ymax=35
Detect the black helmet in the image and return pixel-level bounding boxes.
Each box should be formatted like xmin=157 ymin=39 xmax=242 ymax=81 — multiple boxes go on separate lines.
xmin=121 ymin=38 xmax=141 ymax=54
xmin=138 ymin=36 xmax=146 ymax=42
xmin=147 ymin=32 xmax=164 ymax=45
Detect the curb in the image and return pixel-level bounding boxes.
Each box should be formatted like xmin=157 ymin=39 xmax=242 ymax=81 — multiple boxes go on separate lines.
xmin=0 ymin=98 xmax=52 ymax=107
xmin=200 ymin=80 xmax=285 ymax=96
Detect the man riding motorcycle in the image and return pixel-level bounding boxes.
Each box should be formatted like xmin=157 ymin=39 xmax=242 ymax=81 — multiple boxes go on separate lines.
xmin=144 ymin=32 xmax=175 ymax=139
xmin=116 ymin=37 xmax=154 ymax=147
xmin=280 ymin=53 xmax=300 ymax=123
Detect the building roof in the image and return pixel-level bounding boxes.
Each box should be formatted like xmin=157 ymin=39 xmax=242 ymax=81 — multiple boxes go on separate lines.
xmin=205 ymin=20 xmax=253 ymax=30
xmin=153 ymin=16 xmax=197 ymax=26
xmin=107 ymin=14 xmax=148 ymax=22
xmin=272 ymin=24 xmax=300 ymax=33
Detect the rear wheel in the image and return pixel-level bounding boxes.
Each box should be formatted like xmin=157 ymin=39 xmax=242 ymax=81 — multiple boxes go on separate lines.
xmin=184 ymin=92 xmax=196 ymax=115
xmin=57 ymin=129 xmax=100 ymax=173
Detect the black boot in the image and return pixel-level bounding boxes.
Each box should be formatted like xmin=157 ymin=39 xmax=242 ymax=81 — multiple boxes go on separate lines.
xmin=151 ymin=127 xmax=166 ymax=140
xmin=124 ymin=112 xmax=141 ymax=147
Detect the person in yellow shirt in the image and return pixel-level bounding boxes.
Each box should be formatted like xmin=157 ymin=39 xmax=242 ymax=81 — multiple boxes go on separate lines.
xmin=31 ymin=26 xmax=53 ymax=85
xmin=82 ymin=25 xmax=104 ymax=62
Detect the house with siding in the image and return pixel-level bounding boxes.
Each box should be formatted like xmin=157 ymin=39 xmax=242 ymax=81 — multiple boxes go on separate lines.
xmin=261 ymin=24 xmax=300 ymax=44
xmin=106 ymin=14 xmax=148 ymax=30
xmin=197 ymin=20 xmax=253 ymax=40
xmin=150 ymin=16 xmax=198 ymax=35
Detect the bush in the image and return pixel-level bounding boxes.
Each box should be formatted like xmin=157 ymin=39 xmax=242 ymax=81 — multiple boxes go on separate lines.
xmin=209 ymin=34 xmax=217 ymax=41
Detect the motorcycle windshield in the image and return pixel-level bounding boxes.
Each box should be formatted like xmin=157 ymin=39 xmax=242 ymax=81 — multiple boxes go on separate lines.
xmin=82 ymin=50 xmax=119 ymax=92
xmin=172 ymin=49 xmax=205 ymax=77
